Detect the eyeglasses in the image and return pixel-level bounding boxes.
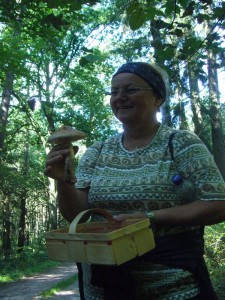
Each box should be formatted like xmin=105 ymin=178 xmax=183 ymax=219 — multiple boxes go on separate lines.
xmin=105 ymin=86 xmax=153 ymax=97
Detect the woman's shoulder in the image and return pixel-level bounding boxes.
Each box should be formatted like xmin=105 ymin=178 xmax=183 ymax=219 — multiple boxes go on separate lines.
xmin=105 ymin=133 xmax=121 ymax=144
xmin=158 ymin=125 xmax=210 ymax=160
xmin=92 ymin=134 xmax=121 ymax=146
xmin=160 ymin=125 xmax=204 ymax=145
xmin=88 ymin=133 xmax=121 ymax=151
xmin=172 ymin=129 xmax=205 ymax=150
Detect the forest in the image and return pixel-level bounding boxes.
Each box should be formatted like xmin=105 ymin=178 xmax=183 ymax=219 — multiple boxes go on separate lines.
xmin=0 ymin=0 xmax=225 ymax=297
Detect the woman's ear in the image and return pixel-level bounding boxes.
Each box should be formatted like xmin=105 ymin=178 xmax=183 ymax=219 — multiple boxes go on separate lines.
xmin=155 ymin=97 xmax=164 ymax=109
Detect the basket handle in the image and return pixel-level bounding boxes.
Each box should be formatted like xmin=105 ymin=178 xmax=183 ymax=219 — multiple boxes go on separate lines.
xmin=69 ymin=208 xmax=115 ymax=234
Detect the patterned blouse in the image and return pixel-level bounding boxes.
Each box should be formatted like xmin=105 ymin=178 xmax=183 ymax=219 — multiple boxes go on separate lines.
xmin=75 ymin=124 xmax=225 ymax=300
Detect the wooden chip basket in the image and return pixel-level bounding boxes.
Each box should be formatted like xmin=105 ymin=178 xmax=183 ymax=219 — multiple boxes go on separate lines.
xmin=44 ymin=208 xmax=155 ymax=265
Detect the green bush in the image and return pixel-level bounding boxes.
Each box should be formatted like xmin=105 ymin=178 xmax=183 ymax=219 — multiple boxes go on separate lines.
xmin=0 ymin=245 xmax=59 ymax=284
xmin=205 ymin=223 xmax=225 ymax=299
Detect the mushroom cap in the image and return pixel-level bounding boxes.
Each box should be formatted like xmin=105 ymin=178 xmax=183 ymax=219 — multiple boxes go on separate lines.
xmin=48 ymin=126 xmax=86 ymax=144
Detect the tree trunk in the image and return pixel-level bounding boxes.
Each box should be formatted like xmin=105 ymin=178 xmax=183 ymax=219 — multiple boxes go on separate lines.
xmin=150 ymin=20 xmax=172 ymax=126
xmin=0 ymin=71 xmax=14 ymax=257
xmin=187 ymin=64 xmax=203 ymax=133
xmin=187 ymin=63 xmax=212 ymax=149
xmin=48 ymin=178 xmax=58 ymax=230
xmin=17 ymin=195 xmax=27 ymax=252
xmin=2 ymin=196 xmax=11 ymax=257
xmin=38 ymin=61 xmax=58 ymax=229
xmin=161 ymin=99 xmax=173 ymax=127
xmin=202 ymin=6 xmax=225 ymax=179
xmin=173 ymin=64 xmax=189 ymax=130
xmin=207 ymin=51 xmax=225 ymax=179
xmin=17 ymin=140 xmax=29 ymax=252
xmin=0 ymin=71 xmax=14 ymax=150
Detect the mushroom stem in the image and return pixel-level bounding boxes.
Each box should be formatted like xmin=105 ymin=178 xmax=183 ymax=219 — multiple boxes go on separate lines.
xmin=64 ymin=143 xmax=76 ymax=184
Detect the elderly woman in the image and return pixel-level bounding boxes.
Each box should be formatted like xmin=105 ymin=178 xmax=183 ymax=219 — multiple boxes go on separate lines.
xmin=45 ymin=62 xmax=225 ymax=300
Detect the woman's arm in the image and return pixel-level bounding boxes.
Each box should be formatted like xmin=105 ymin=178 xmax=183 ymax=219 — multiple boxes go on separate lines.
xmin=113 ymin=200 xmax=225 ymax=226
xmin=154 ymin=200 xmax=225 ymax=226
xmin=57 ymin=181 xmax=89 ymax=222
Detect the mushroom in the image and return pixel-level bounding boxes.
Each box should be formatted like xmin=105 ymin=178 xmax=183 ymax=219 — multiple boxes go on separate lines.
xmin=48 ymin=126 xmax=86 ymax=184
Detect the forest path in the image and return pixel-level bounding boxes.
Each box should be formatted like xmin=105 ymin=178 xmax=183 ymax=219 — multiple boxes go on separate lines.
xmin=0 ymin=262 xmax=80 ymax=299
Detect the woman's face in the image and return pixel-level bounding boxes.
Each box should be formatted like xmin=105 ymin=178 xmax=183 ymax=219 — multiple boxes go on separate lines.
xmin=110 ymin=73 xmax=163 ymax=126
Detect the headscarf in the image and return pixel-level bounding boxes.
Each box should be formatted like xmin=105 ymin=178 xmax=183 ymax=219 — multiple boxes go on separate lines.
xmin=113 ymin=62 xmax=167 ymax=101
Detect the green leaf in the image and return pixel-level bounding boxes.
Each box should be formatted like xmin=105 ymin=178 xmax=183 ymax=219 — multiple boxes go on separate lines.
xmin=177 ymin=53 xmax=187 ymax=61
xmin=41 ymin=101 xmax=54 ymax=109
xmin=164 ymin=1 xmax=177 ymax=16
xmin=157 ymin=47 xmax=175 ymax=61
xmin=85 ymin=53 xmax=101 ymax=62
xmin=179 ymin=0 xmax=190 ymax=9
xmin=45 ymin=0 xmax=82 ymax=10
xmin=213 ymin=6 xmax=225 ymax=20
xmin=44 ymin=0 xmax=62 ymax=8
xmin=182 ymin=37 xmax=202 ymax=54
xmin=173 ymin=28 xmax=184 ymax=37
xmin=197 ymin=13 xmax=209 ymax=24
xmin=79 ymin=54 xmax=101 ymax=66
xmin=80 ymin=47 xmax=94 ymax=53
xmin=145 ymin=7 xmax=165 ymax=21
xmin=79 ymin=57 xmax=89 ymax=67
xmin=128 ymin=6 xmax=146 ymax=31
xmin=126 ymin=2 xmax=140 ymax=15
xmin=70 ymin=1 xmax=83 ymax=10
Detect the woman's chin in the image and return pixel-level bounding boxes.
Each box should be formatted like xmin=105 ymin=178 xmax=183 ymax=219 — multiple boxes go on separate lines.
xmin=115 ymin=109 xmax=136 ymax=122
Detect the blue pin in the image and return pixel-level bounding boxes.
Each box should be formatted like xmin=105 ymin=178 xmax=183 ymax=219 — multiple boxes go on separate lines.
xmin=172 ymin=174 xmax=183 ymax=185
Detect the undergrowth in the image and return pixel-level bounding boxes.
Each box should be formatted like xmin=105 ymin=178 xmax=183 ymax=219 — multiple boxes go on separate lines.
xmin=205 ymin=223 xmax=225 ymax=300
xmin=0 ymin=245 xmax=60 ymax=284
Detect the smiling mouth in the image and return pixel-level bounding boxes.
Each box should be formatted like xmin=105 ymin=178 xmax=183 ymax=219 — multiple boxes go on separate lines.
xmin=117 ymin=105 xmax=133 ymax=110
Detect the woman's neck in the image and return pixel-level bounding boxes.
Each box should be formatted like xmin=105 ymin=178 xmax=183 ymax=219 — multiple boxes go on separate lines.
xmin=122 ymin=122 xmax=160 ymax=150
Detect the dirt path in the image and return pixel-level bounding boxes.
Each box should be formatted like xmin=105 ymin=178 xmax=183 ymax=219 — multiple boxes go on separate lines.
xmin=0 ymin=263 xmax=80 ymax=299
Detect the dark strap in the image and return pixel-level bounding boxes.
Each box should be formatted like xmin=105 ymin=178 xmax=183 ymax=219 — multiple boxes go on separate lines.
xmin=168 ymin=131 xmax=178 ymax=161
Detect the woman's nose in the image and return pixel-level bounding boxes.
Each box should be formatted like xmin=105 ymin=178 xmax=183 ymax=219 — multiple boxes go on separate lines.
xmin=116 ymin=89 xmax=128 ymax=98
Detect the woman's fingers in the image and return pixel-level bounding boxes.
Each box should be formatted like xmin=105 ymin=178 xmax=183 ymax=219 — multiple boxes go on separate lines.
xmin=44 ymin=145 xmax=79 ymax=180
xmin=113 ymin=212 xmax=147 ymax=221
xmin=44 ymin=165 xmax=52 ymax=176
xmin=45 ymin=154 xmax=64 ymax=167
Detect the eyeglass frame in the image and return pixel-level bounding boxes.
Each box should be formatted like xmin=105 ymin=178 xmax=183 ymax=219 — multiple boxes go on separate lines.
xmin=105 ymin=86 xmax=154 ymax=97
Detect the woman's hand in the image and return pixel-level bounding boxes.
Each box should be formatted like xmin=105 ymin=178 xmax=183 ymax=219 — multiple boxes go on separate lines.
xmin=44 ymin=144 xmax=79 ymax=181
xmin=113 ymin=211 xmax=147 ymax=221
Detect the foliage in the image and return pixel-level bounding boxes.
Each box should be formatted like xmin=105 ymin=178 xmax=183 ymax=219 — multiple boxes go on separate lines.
xmin=0 ymin=245 xmax=60 ymax=284
xmin=59 ymin=63 xmax=117 ymax=145
xmin=205 ymin=222 xmax=225 ymax=299
xmin=205 ymin=223 xmax=225 ymax=267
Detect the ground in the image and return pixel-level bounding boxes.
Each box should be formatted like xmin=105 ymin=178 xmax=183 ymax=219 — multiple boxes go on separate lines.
xmin=0 ymin=262 xmax=80 ymax=300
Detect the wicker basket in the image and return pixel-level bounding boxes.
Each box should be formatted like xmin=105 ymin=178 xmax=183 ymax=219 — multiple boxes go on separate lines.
xmin=44 ymin=208 xmax=155 ymax=265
